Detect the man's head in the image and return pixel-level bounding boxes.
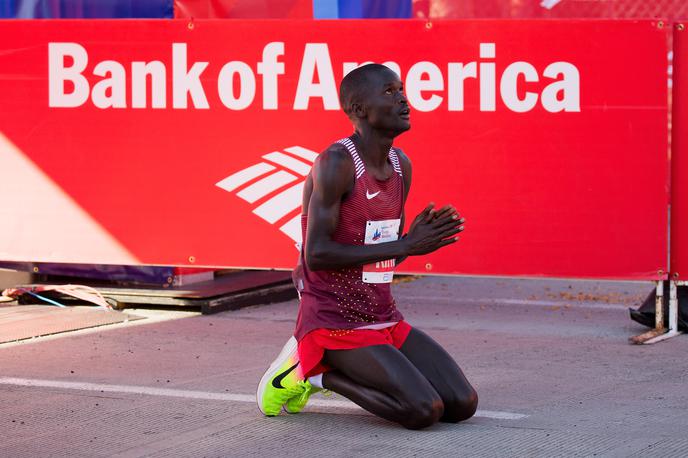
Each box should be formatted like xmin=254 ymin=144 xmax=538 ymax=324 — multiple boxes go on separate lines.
xmin=339 ymin=64 xmax=410 ymax=135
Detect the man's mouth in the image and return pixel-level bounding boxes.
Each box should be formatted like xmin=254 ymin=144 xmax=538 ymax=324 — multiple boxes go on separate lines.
xmin=399 ymin=108 xmax=410 ymax=119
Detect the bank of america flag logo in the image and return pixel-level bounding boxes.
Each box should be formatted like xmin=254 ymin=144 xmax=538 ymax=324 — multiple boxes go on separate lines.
xmin=215 ymin=146 xmax=318 ymax=248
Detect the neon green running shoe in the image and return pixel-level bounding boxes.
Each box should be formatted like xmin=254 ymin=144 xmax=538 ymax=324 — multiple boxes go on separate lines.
xmin=256 ymin=336 xmax=306 ymax=416
xmin=283 ymin=380 xmax=322 ymax=414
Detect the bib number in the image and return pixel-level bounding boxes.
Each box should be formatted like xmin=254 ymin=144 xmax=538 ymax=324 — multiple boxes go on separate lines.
xmin=362 ymin=219 xmax=401 ymax=284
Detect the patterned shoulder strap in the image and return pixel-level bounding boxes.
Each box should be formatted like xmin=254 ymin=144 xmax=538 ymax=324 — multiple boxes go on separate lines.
xmin=336 ymin=137 xmax=365 ymax=179
xmin=388 ymin=148 xmax=403 ymax=177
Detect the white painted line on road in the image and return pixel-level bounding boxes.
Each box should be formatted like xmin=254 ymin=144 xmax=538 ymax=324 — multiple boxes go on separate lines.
xmin=475 ymin=409 xmax=527 ymax=420
xmin=0 ymin=377 xmax=256 ymax=402
xmin=0 ymin=377 xmax=527 ymax=420
xmin=400 ymin=296 xmax=631 ymax=310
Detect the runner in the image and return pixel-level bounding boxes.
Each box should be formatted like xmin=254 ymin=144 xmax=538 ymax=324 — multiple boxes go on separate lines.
xmin=257 ymin=63 xmax=478 ymax=430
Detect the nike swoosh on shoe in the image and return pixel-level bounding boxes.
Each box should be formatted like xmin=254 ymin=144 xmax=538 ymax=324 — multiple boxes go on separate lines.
xmin=271 ymin=362 xmax=300 ymax=389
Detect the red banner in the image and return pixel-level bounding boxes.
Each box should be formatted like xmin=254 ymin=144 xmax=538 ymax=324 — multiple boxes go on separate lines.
xmin=173 ymin=0 xmax=313 ymax=19
xmin=0 ymin=19 xmax=669 ymax=280
xmin=672 ymin=21 xmax=688 ymax=280
xmin=414 ymin=0 xmax=688 ymax=20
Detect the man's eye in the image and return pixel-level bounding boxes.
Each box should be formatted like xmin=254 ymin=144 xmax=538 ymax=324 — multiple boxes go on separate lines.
xmin=385 ymin=89 xmax=393 ymax=94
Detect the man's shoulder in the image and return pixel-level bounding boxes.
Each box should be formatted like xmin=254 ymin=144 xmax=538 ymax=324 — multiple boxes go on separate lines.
xmin=312 ymin=141 xmax=355 ymax=180
xmin=323 ymin=141 xmax=351 ymax=159
xmin=315 ymin=142 xmax=354 ymax=168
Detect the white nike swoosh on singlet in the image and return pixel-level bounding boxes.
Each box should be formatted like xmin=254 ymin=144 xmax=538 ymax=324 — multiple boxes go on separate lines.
xmin=366 ymin=190 xmax=381 ymax=199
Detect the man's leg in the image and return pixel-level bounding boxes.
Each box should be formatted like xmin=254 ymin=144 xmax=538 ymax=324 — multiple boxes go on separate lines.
xmin=321 ymin=344 xmax=444 ymax=430
xmin=399 ymin=328 xmax=478 ymax=423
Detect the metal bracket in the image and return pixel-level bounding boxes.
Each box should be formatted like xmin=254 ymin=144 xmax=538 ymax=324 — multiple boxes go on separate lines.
xmin=630 ymin=280 xmax=684 ymax=344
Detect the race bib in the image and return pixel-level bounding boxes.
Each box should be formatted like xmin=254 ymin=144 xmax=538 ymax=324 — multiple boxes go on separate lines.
xmin=362 ymin=219 xmax=401 ymax=283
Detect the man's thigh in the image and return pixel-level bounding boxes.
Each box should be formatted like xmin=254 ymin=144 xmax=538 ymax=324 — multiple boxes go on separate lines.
xmin=399 ymin=328 xmax=478 ymax=415
xmin=323 ymin=344 xmax=437 ymax=398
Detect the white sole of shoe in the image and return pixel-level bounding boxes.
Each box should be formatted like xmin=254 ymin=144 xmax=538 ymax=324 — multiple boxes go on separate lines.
xmin=256 ymin=335 xmax=298 ymax=416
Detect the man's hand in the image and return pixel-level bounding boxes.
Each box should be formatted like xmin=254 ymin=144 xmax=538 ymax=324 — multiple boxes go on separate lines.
xmin=404 ymin=203 xmax=465 ymax=256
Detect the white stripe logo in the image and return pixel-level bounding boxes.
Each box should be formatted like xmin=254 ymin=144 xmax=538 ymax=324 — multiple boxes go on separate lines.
xmin=215 ymin=146 xmax=318 ymax=248
xmin=366 ymin=190 xmax=380 ymax=200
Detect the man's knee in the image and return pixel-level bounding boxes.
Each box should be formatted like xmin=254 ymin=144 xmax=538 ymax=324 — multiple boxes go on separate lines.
xmin=399 ymin=394 xmax=445 ymax=430
xmin=441 ymin=388 xmax=478 ymax=423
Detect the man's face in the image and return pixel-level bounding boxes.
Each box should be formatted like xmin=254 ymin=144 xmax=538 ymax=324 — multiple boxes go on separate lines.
xmin=362 ymin=69 xmax=411 ymax=135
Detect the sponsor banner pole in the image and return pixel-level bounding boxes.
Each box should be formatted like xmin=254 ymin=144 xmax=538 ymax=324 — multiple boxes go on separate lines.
xmin=671 ymin=22 xmax=688 ymax=282
xmin=662 ymin=21 xmax=688 ymax=343
xmin=636 ymin=20 xmax=687 ymax=344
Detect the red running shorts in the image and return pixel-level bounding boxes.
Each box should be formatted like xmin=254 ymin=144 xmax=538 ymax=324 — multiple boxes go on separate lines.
xmin=297 ymin=320 xmax=412 ymax=379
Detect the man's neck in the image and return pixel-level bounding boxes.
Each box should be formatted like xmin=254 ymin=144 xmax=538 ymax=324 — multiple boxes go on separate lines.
xmin=352 ymin=127 xmax=393 ymax=168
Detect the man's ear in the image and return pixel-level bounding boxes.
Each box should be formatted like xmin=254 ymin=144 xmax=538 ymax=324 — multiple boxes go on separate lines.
xmin=352 ymin=102 xmax=366 ymax=119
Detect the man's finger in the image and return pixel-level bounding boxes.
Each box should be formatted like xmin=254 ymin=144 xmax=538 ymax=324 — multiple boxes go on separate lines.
xmin=412 ymin=203 xmax=434 ymax=226
xmin=432 ymin=212 xmax=462 ymax=228
xmin=439 ymin=226 xmax=463 ymax=238
xmin=434 ymin=237 xmax=459 ymax=250
xmin=415 ymin=203 xmax=433 ymax=217
xmin=423 ymin=202 xmax=436 ymax=222
xmin=431 ymin=205 xmax=454 ymax=220
xmin=430 ymin=225 xmax=462 ymax=241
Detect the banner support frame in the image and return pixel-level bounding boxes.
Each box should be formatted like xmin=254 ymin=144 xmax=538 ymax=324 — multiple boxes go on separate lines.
xmin=630 ymin=280 xmax=684 ymax=344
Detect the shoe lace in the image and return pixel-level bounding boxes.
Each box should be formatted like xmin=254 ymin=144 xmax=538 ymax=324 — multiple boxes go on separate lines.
xmin=285 ymin=380 xmax=309 ymax=398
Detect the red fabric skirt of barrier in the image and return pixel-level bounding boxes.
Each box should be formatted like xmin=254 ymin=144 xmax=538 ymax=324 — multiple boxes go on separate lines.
xmin=672 ymin=21 xmax=688 ymax=281
xmin=0 ymin=19 xmax=669 ymax=280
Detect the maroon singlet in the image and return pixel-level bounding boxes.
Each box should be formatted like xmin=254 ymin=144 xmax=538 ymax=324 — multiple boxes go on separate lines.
xmin=293 ymin=136 xmax=405 ymax=341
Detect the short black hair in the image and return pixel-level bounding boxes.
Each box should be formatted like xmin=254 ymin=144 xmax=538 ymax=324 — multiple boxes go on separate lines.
xmin=339 ymin=63 xmax=394 ymax=118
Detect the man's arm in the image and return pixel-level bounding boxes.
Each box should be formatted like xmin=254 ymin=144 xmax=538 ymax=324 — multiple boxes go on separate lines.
xmin=395 ymin=147 xmax=412 ymax=265
xmin=305 ymin=145 xmax=462 ymax=271
xmin=305 ymin=144 xmax=407 ymax=270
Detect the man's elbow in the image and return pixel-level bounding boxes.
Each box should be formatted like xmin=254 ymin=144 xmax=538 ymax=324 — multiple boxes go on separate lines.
xmin=305 ymin=246 xmax=327 ymax=271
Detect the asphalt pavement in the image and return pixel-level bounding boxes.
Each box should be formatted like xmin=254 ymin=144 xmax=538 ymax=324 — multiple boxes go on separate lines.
xmin=1 ymin=276 xmax=686 ymax=457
